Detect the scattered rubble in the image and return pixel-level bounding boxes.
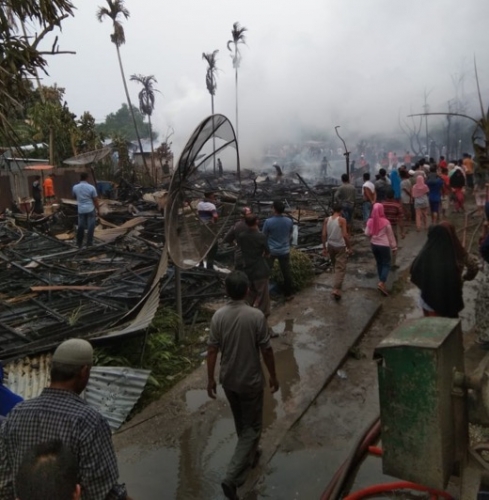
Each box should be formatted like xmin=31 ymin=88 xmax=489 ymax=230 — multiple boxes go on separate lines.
xmin=0 ymin=166 xmax=364 ymax=363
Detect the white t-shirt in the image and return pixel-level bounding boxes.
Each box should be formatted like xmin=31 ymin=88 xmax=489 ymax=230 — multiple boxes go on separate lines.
xmin=362 ymin=181 xmax=375 ymax=200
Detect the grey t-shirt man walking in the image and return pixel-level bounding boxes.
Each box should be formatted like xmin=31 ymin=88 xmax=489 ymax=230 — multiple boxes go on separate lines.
xmin=207 ymin=271 xmax=279 ymax=500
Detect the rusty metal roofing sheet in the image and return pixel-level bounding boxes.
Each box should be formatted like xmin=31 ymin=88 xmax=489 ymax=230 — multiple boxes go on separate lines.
xmin=5 ymin=357 xmax=149 ymax=431
xmin=4 ymin=353 xmax=51 ymax=400
xmin=85 ymin=366 xmax=150 ymax=430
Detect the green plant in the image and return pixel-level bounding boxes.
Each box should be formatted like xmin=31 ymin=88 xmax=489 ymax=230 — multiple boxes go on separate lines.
xmin=68 ymin=305 xmax=83 ymax=326
xmin=93 ymin=307 xmax=206 ymax=415
xmin=270 ymin=248 xmax=314 ymax=292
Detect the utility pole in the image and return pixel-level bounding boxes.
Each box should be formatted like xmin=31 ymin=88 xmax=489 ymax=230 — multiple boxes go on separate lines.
xmin=335 ymin=126 xmax=350 ymax=177
xmin=423 ymin=88 xmax=433 ymax=156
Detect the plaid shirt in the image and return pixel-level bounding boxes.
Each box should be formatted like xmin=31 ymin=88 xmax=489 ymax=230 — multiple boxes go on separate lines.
xmin=0 ymin=388 xmax=126 ymax=500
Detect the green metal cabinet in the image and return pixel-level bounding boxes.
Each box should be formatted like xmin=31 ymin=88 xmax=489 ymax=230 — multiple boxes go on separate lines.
xmin=374 ymin=317 xmax=464 ymax=490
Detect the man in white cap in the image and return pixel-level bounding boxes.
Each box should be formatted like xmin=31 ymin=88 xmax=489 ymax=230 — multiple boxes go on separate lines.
xmin=0 ymin=338 xmax=131 ymax=500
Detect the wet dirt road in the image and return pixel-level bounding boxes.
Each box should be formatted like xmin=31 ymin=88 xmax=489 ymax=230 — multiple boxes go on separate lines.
xmin=114 ymin=229 xmax=447 ymax=499
xmin=246 ymin=231 xmax=483 ymax=500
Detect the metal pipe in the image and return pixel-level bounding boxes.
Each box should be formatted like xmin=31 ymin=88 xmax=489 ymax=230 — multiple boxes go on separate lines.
xmin=175 ymin=266 xmax=184 ymax=342
xmin=335 ymin=126 xmax=350 ymax=178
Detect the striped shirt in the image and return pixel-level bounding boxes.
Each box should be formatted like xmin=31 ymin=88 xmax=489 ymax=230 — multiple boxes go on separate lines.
xmin=381 ymin=200 xmax=403 ymax=227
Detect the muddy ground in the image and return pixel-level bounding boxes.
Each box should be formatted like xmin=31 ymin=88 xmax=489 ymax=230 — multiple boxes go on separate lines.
xmin=114 ymin=210 xmax=486 ymax=500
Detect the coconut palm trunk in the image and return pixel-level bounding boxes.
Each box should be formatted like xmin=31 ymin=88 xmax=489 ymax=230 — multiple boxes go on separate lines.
xmin=235 ymin=67 xmax=239 ymax=144
xmin=227 ymin=22 xmax=247 ymax=183
xmin=147 ymin=114 xmax=156 ymax=183
xmin=211 ymin=95 xmax=217 ymax=175
xmin=97 ymin=0 xmax=151 ymax=182
xmin=202 ymin=50 xmax=219 ymax=176
xmin=115 ymin=47 xmax=150 ymax=180
xmin=129 ymin=73 xmax=159 ymax=184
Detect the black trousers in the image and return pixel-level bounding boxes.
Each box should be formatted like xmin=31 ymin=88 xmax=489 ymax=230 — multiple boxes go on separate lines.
xmin=223 ymin=388 xmax=263 ymax=487
xmin=269 ymin=253 xmax=293 ymax=297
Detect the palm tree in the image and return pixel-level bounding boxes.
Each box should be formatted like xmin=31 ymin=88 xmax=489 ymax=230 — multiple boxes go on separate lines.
xmin=227 ymin=22 xmax=247 ymax=144
xmin=130 ymin=74 xmax=159 ymax=183
xmin=202 ymin=50 xmax=219 ymax=174
xmin=96 ymin=0 xmax=149 ymax=178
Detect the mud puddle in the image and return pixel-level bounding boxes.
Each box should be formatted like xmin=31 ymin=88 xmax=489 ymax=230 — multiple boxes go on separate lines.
xmin=119 ymin=316 xmax=326 ymax=500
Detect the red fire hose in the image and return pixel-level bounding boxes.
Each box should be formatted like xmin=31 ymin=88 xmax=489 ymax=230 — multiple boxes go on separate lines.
xmin=342 ymin=481 xmax=453 ymax=500
xmin=320 ymin=416 xmax=453 ymax=500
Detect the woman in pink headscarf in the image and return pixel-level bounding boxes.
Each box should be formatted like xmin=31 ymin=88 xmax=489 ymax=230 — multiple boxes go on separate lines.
xmin=365 ymin=203 xmax=397 ymax=295
xmin=412 ymin=176 xmax=429 ymax=231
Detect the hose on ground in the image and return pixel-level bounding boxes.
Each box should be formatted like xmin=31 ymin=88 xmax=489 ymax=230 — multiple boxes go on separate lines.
xmin=342 ymin=481 xmax=453 ymax=500
xmin=320 ymin=415 xmax=381 ymax=500
xmin=321 ymin=418 xmax=454 ymax=500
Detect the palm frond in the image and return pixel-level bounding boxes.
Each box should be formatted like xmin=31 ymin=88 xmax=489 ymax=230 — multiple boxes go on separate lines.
xmin=95 ymin=6 xmax=110 ymax=22
xmin=202 ymin=50 xmax=219 ymax=96
xmin=108 ymin=0 xmax=130 ymax=20
xmin=227 ymin=22 xmax=247 ymax=68
xmin=97 ymin=0 xmax=130 ymax=46
xmin=131 ymin=74 xmax=158 ymax=117
xmin=202 ymin=50 xmax=218 ymax=70
xmin=231 ymin=22 xmax=247 ymax=44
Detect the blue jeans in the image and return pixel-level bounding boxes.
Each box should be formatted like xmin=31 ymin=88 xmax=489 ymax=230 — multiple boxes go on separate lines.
xmin=341 ymin=203 xmax=353 ymax=223
xmin=77 ymin=210 xmax=96 ymax=247
xmin=371 ymin=244 xmax=391 ymax=283
xmin=363 ymin=201 xmax=372 ymax=222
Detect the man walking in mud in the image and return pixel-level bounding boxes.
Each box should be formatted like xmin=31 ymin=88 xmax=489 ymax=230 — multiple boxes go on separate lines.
xmin=322 ymin=203 xmax=351 ymax=300
xmin=207 ymin=271 xmax=279 ymax=500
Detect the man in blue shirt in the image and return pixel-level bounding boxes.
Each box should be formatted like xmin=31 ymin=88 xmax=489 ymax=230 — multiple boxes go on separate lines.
xmin=426 ymin=166 xmax=444 ymax=225
xmin=0 ymin=365 xmax=22 ymax=420
xmin=263 ymin=200 xmax=294 ymax=301
xmin=72 ymin=173 xmax=99 ymax=248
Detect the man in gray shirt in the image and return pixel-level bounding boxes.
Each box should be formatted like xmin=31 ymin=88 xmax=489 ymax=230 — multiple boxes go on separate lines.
xmin=207 ymin=271 xmax=279 ymax=500
xmin=335 ymin=173 xmax=356 ymax=227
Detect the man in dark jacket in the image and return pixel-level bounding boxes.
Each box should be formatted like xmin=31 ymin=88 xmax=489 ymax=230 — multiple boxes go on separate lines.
xmin=236 ymin=214 xmax=271 ymax=318
xmin=223 ymin=207 xmax=252 ymax=268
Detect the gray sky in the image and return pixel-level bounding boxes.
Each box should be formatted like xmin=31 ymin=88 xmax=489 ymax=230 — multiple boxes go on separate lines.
xmin=40 ymin=0 xmax=489 ymax=162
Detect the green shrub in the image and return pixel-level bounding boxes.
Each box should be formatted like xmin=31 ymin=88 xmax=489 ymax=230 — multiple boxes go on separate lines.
xmin=93 ymin=307 xmax=205 ymax=414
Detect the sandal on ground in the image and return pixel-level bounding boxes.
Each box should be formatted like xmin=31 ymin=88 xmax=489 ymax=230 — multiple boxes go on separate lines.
xmin=251 ymin=448 xmax=262 ymax=469
xmin=221 ymin=481 xmax=239 ymax=500
xmin=377 ymin=284 xmax=389 ymax=296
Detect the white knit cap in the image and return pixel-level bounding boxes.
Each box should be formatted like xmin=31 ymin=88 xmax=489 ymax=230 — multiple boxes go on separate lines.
xmin=52 ymin=339 xmax=93 ymax=366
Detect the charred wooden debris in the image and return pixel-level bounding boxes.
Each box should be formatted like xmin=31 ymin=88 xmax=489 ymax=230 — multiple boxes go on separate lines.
xmin=0 ymin=168 xmax=364 ymax=361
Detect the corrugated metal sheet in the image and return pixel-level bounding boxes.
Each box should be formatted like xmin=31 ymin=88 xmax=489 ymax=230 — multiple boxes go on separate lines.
xmin=85 ymin=366 xmax=150 ymax=430
xmin=95 ymin=246 xmax=168 ymax=341
xmin=63 ymin=147 xmax=112 ymax=166
xmin=5 ymin=354 xmax=52 ymax=400
xmin=5 ymin=357 xmax=150 ymax=431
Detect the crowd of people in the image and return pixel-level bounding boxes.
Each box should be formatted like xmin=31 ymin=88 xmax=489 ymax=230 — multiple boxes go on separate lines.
xmin=347 ymin=154 xmax=487 ymax=307
xmin=1 ymin=153 xmax=487 ymax=500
